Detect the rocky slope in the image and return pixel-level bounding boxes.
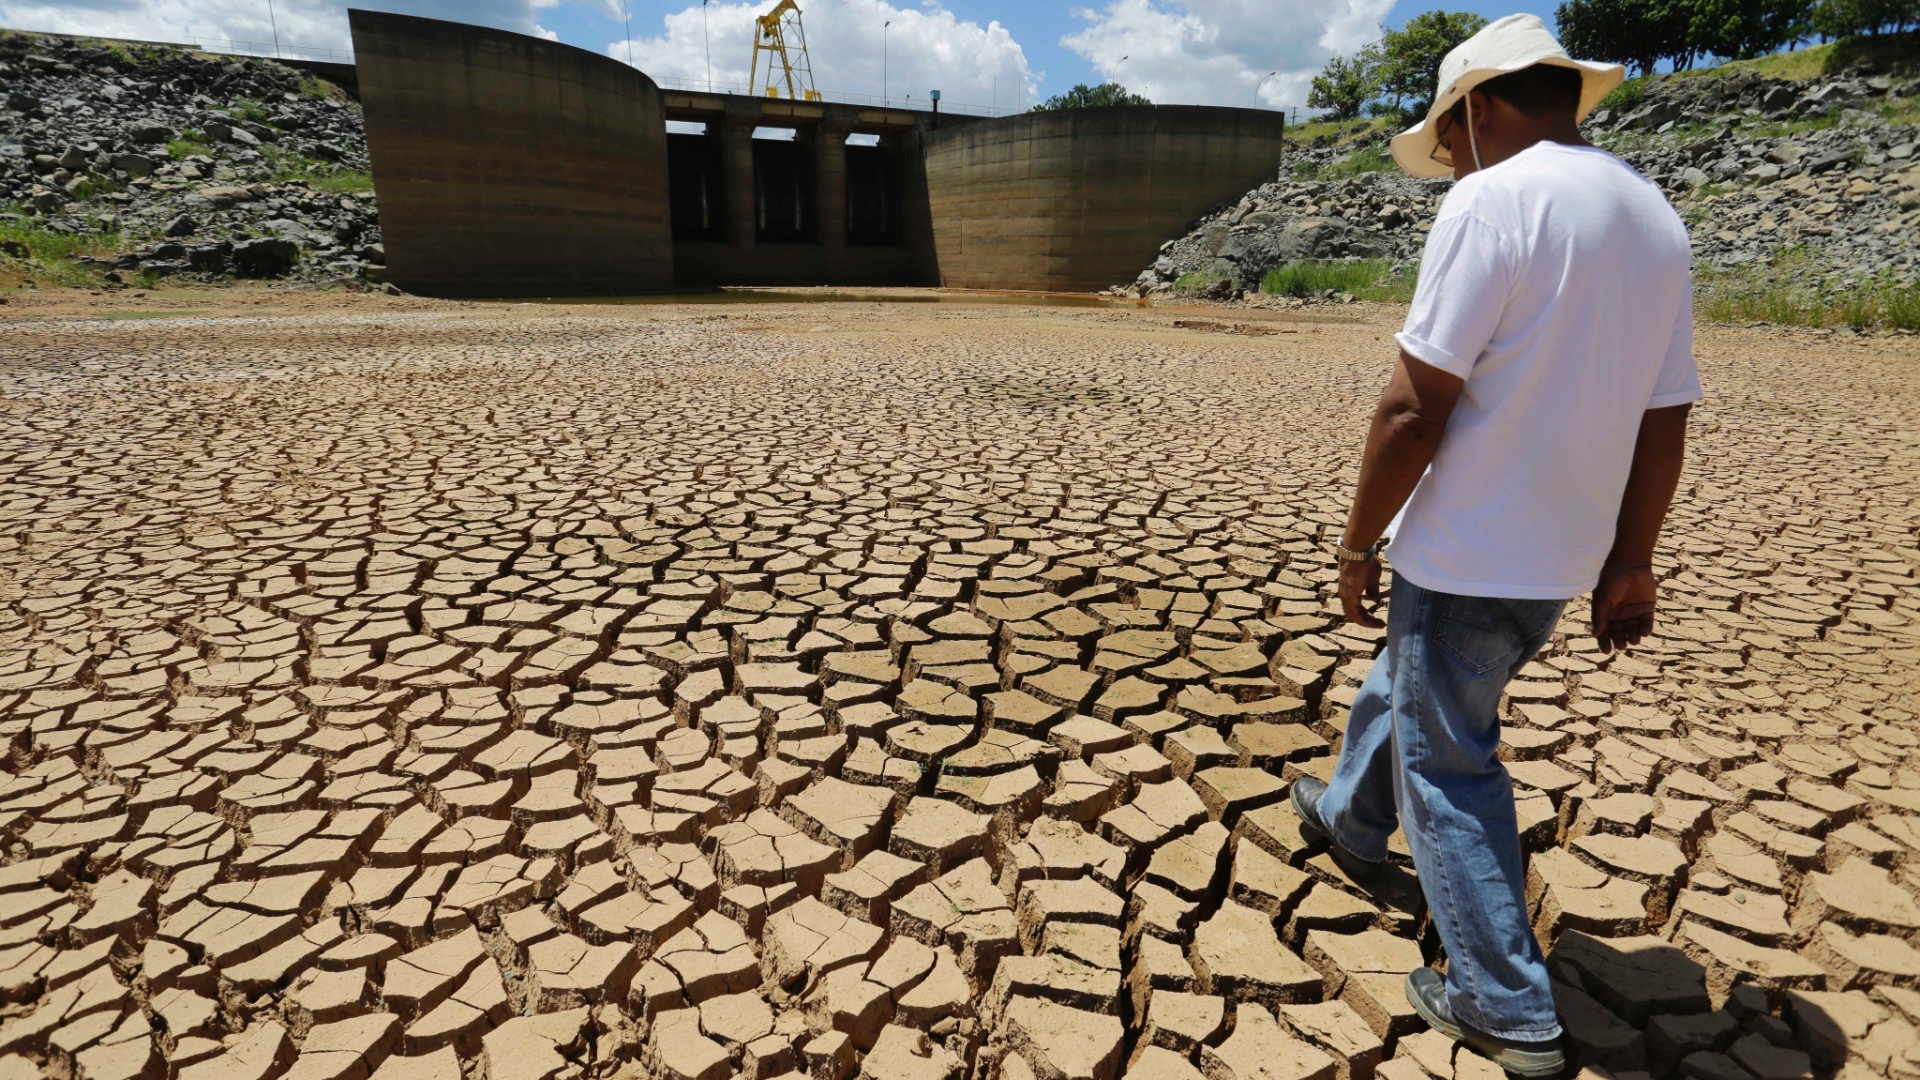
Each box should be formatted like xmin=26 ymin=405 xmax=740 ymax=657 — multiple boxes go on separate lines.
xmin=1128 ymin=65 xmax=1920 ymax=303
xmin=0 ymin=31 xmax=379 ymax=286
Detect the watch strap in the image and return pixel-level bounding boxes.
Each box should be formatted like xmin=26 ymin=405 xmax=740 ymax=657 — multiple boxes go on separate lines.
xmin=1334 ymin=538 xmax=1386 ymax=563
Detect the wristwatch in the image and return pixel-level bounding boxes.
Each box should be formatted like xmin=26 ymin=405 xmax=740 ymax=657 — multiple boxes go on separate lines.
xmin=1334 ymin=538 xmax=1388 ymax=563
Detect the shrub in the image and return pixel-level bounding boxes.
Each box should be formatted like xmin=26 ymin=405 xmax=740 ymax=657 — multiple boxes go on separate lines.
xmin=1292 ymin=143 xmax=1393 ymax=181
xmin=1881 ymin=286 xmax=1920 ymax=332
xmin=229 ymin=98 xmax=274 ymax=126
xmin=1262 ymin=259 xmax=1417 ymax=302
xmin=1696 ymin=251 xmax=1920 ymax=331
xmin=261 ymin=144 xmax=373 ymax=192
xmin=168 ymin=132 xmax=212 ymax=161
xmin=1327 ymin=144 xmax=1393 ymax=178
xmin=0 ymin=207 xmax=127 ymax=287
xmin=1600 ymin=76 xmax=1649 ymax=112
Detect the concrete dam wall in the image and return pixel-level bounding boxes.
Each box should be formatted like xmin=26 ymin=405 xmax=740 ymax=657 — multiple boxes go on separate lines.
xmin=350 ymin=10 xmax=673 ymax=297
xmin=923 ymin=107 xmax=1291 ymax=293
xmin=349 ymin=11 xmax=1284 ymax=296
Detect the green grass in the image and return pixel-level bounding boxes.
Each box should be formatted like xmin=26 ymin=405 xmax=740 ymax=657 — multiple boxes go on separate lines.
xmin=1697 ymin=249 xmax=1920 ymax=331
xmin=1671 ymin=32 xmax=1919 ymax=83
xmin=1325 ymin=143 xmax=1392 ymax=178
xmin=0 ymin=209 xmax=131 ymax=288
xmin=228 ymin=98 xmax=274 ymax=127
xmin=1869 ymin=96 xmax=1920 ymax=127
xmin=294 ymin=74 xmax=342 ymax=99
xmin=168 ymin=132 xmax=213 ymax=161
xmin=1293 ymin=143 xmax=1393 ymax=181
xmin=1743 ymin=108 xmax=1848 ymax=139
xmin=1600 ymin=77 xmax=1649 ymax=113
xmin=300 ymin=170 xmax=374 ymax=193
xmin=1737 ymin=93 xmax=1920 ymax=139
xmin=1284 ymin=116 xmax=1395 ymax=149
xmin=1174 ymin=271 xmax=1233 ymax=293
xmin=258 ymin=145 xmax=373 ymax=192
xmin=1599 ymin=118 xmax=1721 ymax=154
xmin=1262 ymin=259 xmax=1417 ymax=302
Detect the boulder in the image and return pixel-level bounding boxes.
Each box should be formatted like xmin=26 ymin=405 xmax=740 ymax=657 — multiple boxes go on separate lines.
xmin=232 ymin=236 xmax=300 ymax=278
xmin=111 ymin=153 xmax=156 ymax=179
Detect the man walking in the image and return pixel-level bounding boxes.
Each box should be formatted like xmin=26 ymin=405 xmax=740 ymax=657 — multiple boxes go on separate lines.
xmin=1287 ymin=15 xmax=1700 ymax=1076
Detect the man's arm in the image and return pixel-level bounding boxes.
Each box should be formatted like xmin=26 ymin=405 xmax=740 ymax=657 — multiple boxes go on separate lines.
xmin=1591 ymin=403 xmax=1691 ymax=651
xmin=1338 ymin=350 xmax=1466 ymax=627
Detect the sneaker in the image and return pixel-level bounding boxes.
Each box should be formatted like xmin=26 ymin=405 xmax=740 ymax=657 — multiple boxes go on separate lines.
xmin=1404 ymin=967 xmax=1566 ymax=1078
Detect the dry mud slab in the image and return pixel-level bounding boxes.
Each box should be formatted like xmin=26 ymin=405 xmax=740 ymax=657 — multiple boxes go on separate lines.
xmin=0 ymin=292 xmax=1916 ymax=1080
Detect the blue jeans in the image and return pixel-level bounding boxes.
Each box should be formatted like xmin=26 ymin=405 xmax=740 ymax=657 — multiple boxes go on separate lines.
xmin=1317 ymin=573 xmax=1567 ymax=1042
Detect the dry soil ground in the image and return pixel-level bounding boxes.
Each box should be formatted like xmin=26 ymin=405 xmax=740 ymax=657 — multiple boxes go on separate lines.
xmin=0 ymin=289 xmax=1916 ymax=1080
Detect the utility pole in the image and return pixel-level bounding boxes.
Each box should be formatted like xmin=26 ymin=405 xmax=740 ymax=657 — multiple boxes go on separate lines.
xmin=266 ymin=0 xmax=282 ymax=58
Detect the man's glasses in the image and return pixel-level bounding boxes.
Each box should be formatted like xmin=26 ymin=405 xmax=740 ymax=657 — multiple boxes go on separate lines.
xmin=1429 ymin=109 xmax=1457 ymax=169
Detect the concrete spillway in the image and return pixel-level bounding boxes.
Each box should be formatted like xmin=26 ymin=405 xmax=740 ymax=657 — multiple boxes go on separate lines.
xmin=348 ymin=10 xmax=1286 ymax=296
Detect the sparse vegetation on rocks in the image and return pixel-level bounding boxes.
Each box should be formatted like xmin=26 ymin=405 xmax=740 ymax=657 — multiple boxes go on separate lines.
xmin=0 ymin=30 xmax=380 ymax=290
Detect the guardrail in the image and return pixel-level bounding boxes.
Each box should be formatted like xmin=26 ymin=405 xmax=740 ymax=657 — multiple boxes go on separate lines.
xmin=649 ymin=74 xmax=1008 ymax=117
xmin=176 ymin=36 xmax=354 ymax=62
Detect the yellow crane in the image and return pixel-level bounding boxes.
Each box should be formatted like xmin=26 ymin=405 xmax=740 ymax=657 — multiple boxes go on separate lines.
xmin=749 ymin=0 xmax=821 ymax=102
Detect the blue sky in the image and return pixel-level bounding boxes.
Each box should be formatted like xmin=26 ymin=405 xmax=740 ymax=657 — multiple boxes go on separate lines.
xmin=0 ymin=0 xmax=1566 ymax=114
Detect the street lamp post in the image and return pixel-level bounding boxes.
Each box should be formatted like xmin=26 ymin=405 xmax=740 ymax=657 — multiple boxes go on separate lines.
xmin=266 ymin=0 xmax=282 ymax=58
xmin=624 ymin=0 xmax=634 ymax=67
xmin=883 ymin=21 xmax=891 ymax=106
xmin=703 ymin=0 xmax=713 ymax=92
xmin=1255 ymin=70 xmax=1277 ymax=107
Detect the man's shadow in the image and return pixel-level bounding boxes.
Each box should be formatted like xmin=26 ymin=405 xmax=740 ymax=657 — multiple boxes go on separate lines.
xmin=1542 ymin=930 xmax=1861 ymax=1080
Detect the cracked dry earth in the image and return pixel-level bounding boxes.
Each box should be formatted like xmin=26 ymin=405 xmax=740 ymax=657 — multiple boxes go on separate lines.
xmin=0 ymin=295 xmax=1917 ymax=1080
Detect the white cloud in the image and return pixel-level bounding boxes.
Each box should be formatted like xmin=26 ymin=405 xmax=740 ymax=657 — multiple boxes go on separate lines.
xmin=1059 ymin=0 xmax=1394 ymax=112
xmin=0 ymin=0 xmax=575 ymax=58
xmin=614 ymin=1 xmax=1036 ymax=115
xmin=0 ymin=0 xmax=1037 ymax=114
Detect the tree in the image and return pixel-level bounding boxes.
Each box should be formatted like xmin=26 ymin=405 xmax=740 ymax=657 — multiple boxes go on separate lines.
xmin=1810 ymin=0 xmax=1920 ymax=35
xmin=1306 ymin=45 xmax=1384 ymax=120
xmin=1377 ymin=11 xmax=1490 ymax=115
xmin=1556 ymin=0 xmax=1693 ymax=75
xmin=1690 ymin=0 xmax=1811 ymax=59
xmin=1556 ymin=0 xmax=1630 ymax=70
xmin=1029 ymin=83 xmax=1152 ymax=111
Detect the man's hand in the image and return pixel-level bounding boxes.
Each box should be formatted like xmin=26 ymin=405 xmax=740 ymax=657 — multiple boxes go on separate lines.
xmin=1592 ymin=563 xmax=1658 ymax=652
xmin=1339 ymin=557 xmax=1385 ymax=629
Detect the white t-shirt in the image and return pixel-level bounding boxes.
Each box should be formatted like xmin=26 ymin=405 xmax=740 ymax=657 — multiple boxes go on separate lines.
xmin=1387 ymin=141 xmax=1701 ymax=600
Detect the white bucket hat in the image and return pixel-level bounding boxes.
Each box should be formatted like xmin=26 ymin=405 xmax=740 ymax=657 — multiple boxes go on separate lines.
xmin=1389 ymin=13 xmax=1624 ymax=178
